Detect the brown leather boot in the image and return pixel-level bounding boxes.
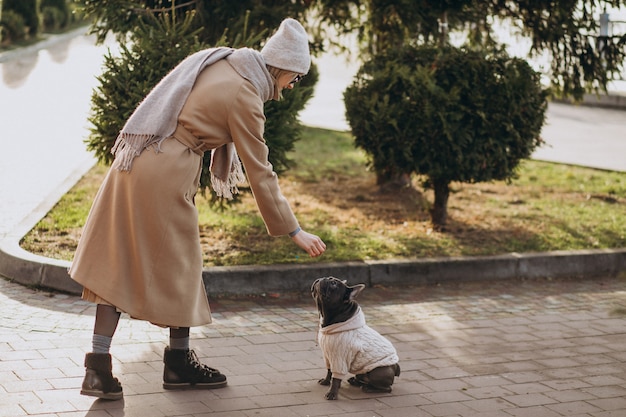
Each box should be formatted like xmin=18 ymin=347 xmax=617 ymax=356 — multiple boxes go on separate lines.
xmin=163 ymin=347 xmax=227 ymax=390
xmin=80 ymin=353 xmax=123 ymax=400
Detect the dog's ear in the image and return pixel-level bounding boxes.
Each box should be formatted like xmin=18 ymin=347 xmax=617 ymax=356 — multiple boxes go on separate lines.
xmin=347 ymin=284 xmax=365 ymax=301
xmin=311 ymin=278 xmax=321 ymax=295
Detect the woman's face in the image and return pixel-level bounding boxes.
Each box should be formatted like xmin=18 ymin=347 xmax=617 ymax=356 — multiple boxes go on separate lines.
xmin=278 ymin=72 xmax=304 ymax=90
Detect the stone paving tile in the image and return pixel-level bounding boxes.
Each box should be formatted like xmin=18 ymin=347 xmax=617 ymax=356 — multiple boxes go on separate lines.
xmin=1 ymin=274 xmax=626 ymax=416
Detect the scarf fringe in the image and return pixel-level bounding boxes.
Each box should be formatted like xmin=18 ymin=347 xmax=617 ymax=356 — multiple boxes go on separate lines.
xmin=210 ymin=155 xmax=246 ymax=199
xmin=111 ymin=133 xmax=162 ymax=171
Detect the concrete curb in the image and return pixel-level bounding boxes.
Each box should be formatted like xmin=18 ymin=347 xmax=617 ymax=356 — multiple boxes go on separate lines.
xmin=203 ymin=249 xmax=626 ymax=295
xmin=555 ymin=92 xmax=626 ymax=111
xmin=2 ymin=241 xmax=625 ymax=296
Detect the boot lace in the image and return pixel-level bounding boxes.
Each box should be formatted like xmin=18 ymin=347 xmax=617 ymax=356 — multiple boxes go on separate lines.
xmin=187 ymin=349 xmax=220 ymax=377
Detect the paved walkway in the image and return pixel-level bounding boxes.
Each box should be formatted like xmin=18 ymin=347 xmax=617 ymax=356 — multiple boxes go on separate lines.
xmin=2 ymin=274 xmax=626 ymax=416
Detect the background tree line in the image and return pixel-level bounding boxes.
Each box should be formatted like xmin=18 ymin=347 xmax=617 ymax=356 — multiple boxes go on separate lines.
xmin=0 ymin=0 xmax=86 ymax=45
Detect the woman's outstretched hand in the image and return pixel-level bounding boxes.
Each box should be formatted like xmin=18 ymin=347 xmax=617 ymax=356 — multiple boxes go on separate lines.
xmin=291 ymin=229 xmax=326 ymax=257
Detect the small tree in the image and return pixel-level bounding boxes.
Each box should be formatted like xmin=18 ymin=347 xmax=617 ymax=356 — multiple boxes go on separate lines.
xmin=345 ymin=45 xmax=548 ymax=228
xmin=263 ymin=65 xmax=319 ymax=174
xmin=86 ymin=9 xmax=318 ymax=193
xmin=325 ymin=0 xmax=623 ymax=230
xmin=86 ymin=11 xmax=205 ymax=166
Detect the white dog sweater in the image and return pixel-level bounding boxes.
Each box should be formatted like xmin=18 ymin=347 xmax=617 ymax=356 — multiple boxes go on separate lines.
xmin=318 ymin=307 xmax=399 ymax=380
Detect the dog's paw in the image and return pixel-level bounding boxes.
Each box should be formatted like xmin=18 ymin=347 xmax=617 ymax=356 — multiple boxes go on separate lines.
xmin=324 ymin=377 xmax=342 ymax=400
xmin=348 ymin=376 xmax=365 ymax=387
xmin=318 ymin=369 xmax=332 ymax=385
xmin=324 ymin=389 xmax=339 ymax=400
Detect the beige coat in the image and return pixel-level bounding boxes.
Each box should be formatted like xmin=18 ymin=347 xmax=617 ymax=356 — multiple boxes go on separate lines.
xmin=69 ymin=59 xmax=299 ymax=327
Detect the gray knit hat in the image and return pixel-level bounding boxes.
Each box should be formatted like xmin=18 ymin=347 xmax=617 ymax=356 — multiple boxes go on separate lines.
xmin=261 ymin=18 xmax=311 ymax=74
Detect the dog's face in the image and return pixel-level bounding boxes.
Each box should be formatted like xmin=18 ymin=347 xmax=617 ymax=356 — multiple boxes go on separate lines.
xmin=311 ymin=276 xmax=365 ymax=327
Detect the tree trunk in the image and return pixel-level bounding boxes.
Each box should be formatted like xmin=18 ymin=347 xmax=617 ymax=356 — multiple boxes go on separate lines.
xmin=438 ymin=11 xmax=449 ymax=47
xmin=430 ymin=178 xmax=449 ymax=229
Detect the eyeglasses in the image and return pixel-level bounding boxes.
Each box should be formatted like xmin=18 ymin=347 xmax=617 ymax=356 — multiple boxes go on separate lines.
xmin=290 ymin=75 xmax=304 ymax=86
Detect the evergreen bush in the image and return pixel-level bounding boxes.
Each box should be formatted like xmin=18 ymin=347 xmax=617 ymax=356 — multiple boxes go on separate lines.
xmin=41 ymin=0 xmax=70 ymax=30
xmin=86 ymin=10 xmax=317 ymax=195
xmin=263 ymin=64 xmax=318 ymax=174
xmin=86 ymin=11 xmax=205 ymax=165
xmin=0 ymin=10 xmax=27 ymax=43
xmin=344 ymin=45 xmax=548 ymax=228
xmin=41 ymin=6 xmax=64 ymax=31
xmin=3 ymin=0 xmax=41 ymax=37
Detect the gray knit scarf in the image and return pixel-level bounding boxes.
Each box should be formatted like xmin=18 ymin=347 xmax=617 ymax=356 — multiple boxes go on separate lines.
xmin=111 ymin=47 xmax=275 ymax=199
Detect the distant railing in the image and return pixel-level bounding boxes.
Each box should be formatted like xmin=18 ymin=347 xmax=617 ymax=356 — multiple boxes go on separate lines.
xmin=611 ymin=21 xmax=626 ymax=81
xmin=599 ymin=15 xmax=626 ymax=82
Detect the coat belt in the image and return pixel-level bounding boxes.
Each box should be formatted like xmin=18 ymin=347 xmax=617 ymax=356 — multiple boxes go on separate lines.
xmin=172 ymin=123 xmax=205 ymax=156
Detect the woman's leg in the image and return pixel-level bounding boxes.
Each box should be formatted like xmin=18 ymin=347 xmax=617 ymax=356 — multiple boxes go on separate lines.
xmin=169 ymin=326 xmax=190 ymax=350
xmin=91 ymin=304 xmax=120 ymax=354
xmin=81 ymin=304 xmax=123 ymax=400
xmin=92 ymin=304 xmax=121 ymax=352
xmin=94 ymin=304 xmax=121 ymax=337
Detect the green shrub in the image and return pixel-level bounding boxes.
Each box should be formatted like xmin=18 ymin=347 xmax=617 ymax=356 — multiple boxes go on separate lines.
xmin=3 ymin=0 xmax=41 ymax=36
xmin=0 ymin=10 xmax=27 ymax=42
xmin=41 ymin=0 xmax=70 ymax=30
xmin=41 ymin=6 xmax=64 ymax=31
xmin=263 ymin=64 xmax=318 ymax=174
xmin=86 ymin=10 xmax=317 ymax=197
xmin=344 ymin=45 xmax=548 ymax=228
xmin=86 ymin=11 xmax=205 ymax=165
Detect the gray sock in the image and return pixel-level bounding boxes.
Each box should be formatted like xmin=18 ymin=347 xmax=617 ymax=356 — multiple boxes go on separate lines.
xmin=169 ymin=336 xmax=190 ymax=351
xmin=92 ymin=334 xmax=112 ymax=354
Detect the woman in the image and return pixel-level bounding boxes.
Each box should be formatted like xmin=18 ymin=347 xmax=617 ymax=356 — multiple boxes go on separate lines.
xmin=70 ymin=18 xmax=326 ymax=400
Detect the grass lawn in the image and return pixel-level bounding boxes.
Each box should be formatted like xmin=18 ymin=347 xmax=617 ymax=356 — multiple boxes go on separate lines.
xmin=20 ymin=126 xmax=626 ymax=266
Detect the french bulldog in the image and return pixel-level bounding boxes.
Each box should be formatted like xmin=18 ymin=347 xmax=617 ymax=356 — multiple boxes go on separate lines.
xmin=311 ymin=276 xmax=401 ymax=400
